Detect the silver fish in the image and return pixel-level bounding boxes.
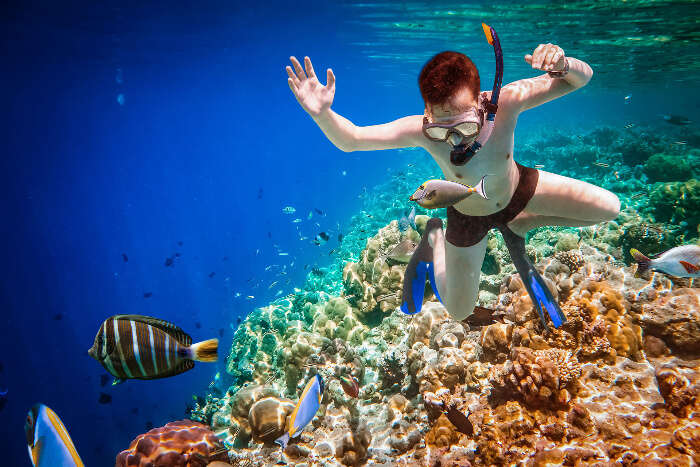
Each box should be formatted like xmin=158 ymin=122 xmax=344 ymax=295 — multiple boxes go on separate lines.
xmin=386 ymin=239 xmax=418 ymax=264
xmin=410 ymin=176 xmax=488 ymax=209
xmin=631 ymin=245 xmax=700 ymax=278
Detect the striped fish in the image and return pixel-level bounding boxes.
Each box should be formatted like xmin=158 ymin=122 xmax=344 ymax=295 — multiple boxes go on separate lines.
xmin=25 ymin=404 xmax=84 ymax=467
xmin=88 ymin=315 xmax=218 ymax=385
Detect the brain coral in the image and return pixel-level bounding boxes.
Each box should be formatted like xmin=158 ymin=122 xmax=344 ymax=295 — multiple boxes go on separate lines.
xmin=647 ymin=179 xmax=700 ymax=238
xmin=115 ymin=420 xmax=229 ymax=467
xmin=490 ymin=346 xmax=581 ymax=408
xmin=644 ymin=153 xmax=694 ymax=182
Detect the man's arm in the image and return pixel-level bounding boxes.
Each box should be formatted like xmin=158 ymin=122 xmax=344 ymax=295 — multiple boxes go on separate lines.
xmin=500 ymin=44 xmax=593 ymax=114
xmin=311 ymin=111 xmax=424 ymax=152
xmin=287 ymin=56 xmax=424 ymax=153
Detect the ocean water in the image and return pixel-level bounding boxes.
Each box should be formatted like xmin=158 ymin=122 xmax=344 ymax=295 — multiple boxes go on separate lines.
xmin=1 ymin=0 xmax=699 ymax=465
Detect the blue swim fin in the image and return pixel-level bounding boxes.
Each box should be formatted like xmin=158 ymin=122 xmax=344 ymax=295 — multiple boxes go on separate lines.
xmin=527 ymin=269 xmax=566 ymax=328
xmin=500 ymin=227 xmax=566 ymax=329
xmin=401 ymin=218 xmax=444 ymax=315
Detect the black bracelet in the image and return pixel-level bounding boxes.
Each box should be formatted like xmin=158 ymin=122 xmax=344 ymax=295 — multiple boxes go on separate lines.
xmin=548 ymin=58 xmax=569 ymax=78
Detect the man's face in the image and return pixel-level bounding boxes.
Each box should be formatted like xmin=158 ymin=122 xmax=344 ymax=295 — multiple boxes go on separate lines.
xmin=424 ymin=86 xmax=480 ymax=148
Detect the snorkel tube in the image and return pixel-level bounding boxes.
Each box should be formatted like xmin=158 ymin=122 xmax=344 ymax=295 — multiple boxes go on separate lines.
xmin=451 ymin=23 xmax=504 ymax=166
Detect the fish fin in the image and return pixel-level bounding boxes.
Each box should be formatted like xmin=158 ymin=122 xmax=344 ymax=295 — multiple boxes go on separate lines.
xmin=630 ymin=249 xmax=651 ymax=273
xmin=474 ymin=175 xmax=489 ymax=200
xmin=112 ymin=315 xmax=192 ymax=345
xmin=527 ymin=269 xmax=566 ymax=328
xmin=679 ymin=260 xmax=700 ymax=274
xmin=189 ymin=338 xmax=219 ymax=362
xmin=112 ymin=378 xmax=126 ymax=386
xmin=275 ymin=432 xmax=290 ymax=450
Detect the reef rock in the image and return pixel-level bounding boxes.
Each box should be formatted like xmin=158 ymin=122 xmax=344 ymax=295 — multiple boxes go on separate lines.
xmin=634 ymin=288 xmax=700 ymax=355
xmin=115 ymin=420 xmax=229 ymax=467
xmin=248 ymin=396 xmax=295 ymax=443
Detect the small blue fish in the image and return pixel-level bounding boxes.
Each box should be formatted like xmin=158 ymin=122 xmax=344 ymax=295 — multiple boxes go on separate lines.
xmin=624 ymin=94 xmax=631 ymax=104
xmin=398 ymin=206 xmax=416 ymax=232
xmin=25 ymin=404 xmax=84 ymax=467
xmin=275 ymin=374 xmax=324 ymax=449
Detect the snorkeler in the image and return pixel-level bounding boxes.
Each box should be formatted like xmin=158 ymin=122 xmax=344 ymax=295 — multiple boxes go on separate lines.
xmin=286 ymin=25 xmax=620 ymax=322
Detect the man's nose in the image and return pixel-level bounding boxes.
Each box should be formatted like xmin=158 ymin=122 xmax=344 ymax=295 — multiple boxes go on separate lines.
xmin=447 ymin=132 xmax=462 ymax=146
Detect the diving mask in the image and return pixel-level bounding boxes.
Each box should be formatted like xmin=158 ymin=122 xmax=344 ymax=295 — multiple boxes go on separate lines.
xmin=422 ymin=104 xmax=484 ymax=147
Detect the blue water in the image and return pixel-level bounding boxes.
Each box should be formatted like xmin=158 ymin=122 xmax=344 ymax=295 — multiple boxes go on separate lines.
xmin=2 ymin=1 xmax=698 ymax=465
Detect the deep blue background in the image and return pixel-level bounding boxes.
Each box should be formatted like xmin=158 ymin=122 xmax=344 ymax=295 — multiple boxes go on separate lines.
xmin=1 ymin=1 xmax=697 ymax=465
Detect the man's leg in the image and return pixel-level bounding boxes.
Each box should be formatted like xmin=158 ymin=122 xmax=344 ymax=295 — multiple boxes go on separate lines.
xmin=508 ymin=213 xmax=599 ymax=237
xmin=522 ymin=170 xmax=621 ymax=222
xmin=432 ymin=235 xmax=487 ymax=321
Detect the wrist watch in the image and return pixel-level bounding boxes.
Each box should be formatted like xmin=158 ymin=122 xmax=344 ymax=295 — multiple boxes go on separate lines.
xmin=548 ymin=58 xmax=569 ymax=78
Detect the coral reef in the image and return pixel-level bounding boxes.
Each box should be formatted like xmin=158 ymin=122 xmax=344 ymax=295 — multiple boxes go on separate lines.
xmin=184 ymin=124 xmax=700 ymax=466
xmin=646 ymin=179 xmax=700 ymax=239
xmin=644 ymin=153 xmax=694 ymax=182
xmin=115 ymin=420 xmax=229 ymax=467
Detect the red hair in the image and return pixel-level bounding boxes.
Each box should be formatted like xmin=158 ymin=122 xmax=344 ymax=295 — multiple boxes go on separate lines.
xmin=418 ymin=51 xmax=480 ymax=107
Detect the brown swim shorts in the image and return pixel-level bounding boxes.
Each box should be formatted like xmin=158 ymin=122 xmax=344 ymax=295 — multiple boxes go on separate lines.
xmin=445 ymin=162 xmax=539 ymax=247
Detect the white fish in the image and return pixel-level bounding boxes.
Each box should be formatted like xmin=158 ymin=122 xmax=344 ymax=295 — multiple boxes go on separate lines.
xmin=282 ymin=206 xmax=296 ymax=214
xmin=292 ymin=218 xmax=302 ymax=223
xmin=279 ymin=252 xmax=289 ymax=256
xmin=631 ymin=245 xmax=700 ymax=278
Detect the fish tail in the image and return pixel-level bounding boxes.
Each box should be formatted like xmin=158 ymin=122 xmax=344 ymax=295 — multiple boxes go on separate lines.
xmin=474 ymin=175 xmax=489 ymax=200
xmin=189 ymin=338 xmax=219 ymax=362
xmin=275 ymin=432 xmax=290 ymax=450
xmin=630 ymin=248 xmax=651 ymax=273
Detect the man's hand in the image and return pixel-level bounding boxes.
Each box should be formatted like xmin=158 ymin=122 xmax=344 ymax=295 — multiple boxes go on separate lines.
xmin=286 ymin=56 xmax=335 ymax=117
xmin=524 ymin=44 xmax=566 ymax=72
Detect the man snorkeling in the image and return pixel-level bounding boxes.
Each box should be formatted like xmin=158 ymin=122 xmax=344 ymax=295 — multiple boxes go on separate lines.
xmin=286 ymin=25 xmax=620 ymax=324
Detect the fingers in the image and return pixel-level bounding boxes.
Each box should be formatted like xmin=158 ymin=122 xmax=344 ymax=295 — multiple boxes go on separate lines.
xmin=289 ymin=56 xmax=307 ymax=81
xmin=326 ymin=68 xmax=335 ymax=89
xmin=287 ymin=78 xmax=299 ymax=99
xmin=543 ymin=47 xmax=557 ymax=71
xmin=304 ymin=56 xmax=316 ymax=79
xmin=286 ymin=66 xmax=300 ymax=86
xmin=531 ymin=44 xmax=546 ymax=69
xmin=529 ymin=44 xmax=564 ymax=71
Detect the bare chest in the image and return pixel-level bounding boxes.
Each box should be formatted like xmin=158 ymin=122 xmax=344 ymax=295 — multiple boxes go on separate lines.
xmin=423 ymin=124 xmax=519 ymax=215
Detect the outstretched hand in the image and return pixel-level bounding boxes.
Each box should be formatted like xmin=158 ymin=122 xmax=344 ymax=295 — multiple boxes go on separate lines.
xmin=524 ymin=43 xmax=566 ymax=72
xmin=286 ymin=56 xmax=335 ymax=117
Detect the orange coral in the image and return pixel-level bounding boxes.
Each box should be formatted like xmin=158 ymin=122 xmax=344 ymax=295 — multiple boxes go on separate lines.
xmin=115 ymin=420 xmax=228 ymax=467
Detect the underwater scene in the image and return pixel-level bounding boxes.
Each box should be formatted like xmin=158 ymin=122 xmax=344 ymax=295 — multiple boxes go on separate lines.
xmin=2 ymin=0 xmax=700 ymax=465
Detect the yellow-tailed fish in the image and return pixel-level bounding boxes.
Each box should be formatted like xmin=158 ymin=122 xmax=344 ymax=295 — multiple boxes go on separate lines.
xmin=25 ymin=404 xmax=84 ymax=467
xmin=410 ymin=175 xmax=488 ymax=209
xmin=88 ymin=315 xmax=218 ymax=385
xmin=275 ymin=374 xmax=324 ymax=449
